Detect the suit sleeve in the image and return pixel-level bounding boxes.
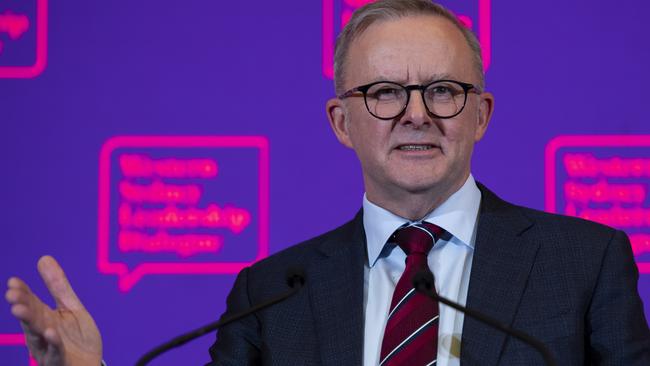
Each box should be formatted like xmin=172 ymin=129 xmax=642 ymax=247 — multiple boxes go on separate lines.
xmin=206 ymin=267 xmax=261 ymax=366
xmin=586 ymin=229 xmax=650 ymax=364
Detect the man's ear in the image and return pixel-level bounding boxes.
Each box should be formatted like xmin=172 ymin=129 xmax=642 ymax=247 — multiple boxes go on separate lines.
xmin=326 ymin=98 xmax=354 ymax=148
xmin=474 ymin=91 xmax=494 ymax=142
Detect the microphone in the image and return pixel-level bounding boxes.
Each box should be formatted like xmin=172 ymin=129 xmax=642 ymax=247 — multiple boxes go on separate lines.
xmin=135 ymin=268 xmax=306 ymax=366
xmin=412 ymin=271 xmax=558 ymax=366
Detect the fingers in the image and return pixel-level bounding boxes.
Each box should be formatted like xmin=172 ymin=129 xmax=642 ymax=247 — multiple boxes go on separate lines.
xmin=5 ymin=277 xmax=51 ymax=333
xmin=37 ymin=255 xmax=85 ymax=311
xmin=6 ymin=276 xmax=31 ymax=297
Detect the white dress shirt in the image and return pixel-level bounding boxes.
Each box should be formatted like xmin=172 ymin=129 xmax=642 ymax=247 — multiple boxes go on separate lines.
xmin=362 ymin=175 xmax=481 ymax=366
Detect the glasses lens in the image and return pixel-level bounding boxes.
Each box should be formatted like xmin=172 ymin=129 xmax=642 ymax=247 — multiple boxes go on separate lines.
xmin=424 ymin=81 xmax=467 ymax=118
xmin=364 ymin=82 xmax=408 ymax=119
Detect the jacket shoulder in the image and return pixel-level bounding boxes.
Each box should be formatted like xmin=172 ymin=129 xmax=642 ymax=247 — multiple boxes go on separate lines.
xmin=245 ymin=210 xmax=363 ymax=277
xmin=478 ymin=181 xmax=620 ymax=242
xmin=518 ymin=204 xmax=618 ymax=237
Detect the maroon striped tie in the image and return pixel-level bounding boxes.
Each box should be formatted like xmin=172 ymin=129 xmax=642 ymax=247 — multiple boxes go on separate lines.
xmin=379 ymin=222 xmax=442 ymax=366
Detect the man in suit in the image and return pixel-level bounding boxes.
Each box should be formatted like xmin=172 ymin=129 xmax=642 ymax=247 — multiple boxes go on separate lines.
xmin=207 ymin=0 xmax=650 ymax=364
xmin=5 ymin=0 xmax=650 ymax=365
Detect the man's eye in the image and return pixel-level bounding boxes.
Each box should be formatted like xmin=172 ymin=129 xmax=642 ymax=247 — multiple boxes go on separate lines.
xmin=426 ymin=84 xmax=457 ymax=101
xmin=431 ymin=86 xmax=452 ymax=95
xmin=372 ymin=88 xmax=401 ymax=100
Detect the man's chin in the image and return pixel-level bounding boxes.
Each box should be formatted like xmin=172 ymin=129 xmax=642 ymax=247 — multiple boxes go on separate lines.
xmin=392 ymin=176 xmax=447 ymax=195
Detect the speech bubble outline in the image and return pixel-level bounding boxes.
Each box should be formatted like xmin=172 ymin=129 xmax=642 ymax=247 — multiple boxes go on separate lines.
xmin=321 ymin=0 xmax=492 ymax=79
xmin=545 ymin=134 xmax=650 ymax=274
xmin=0 ymin=0 xmax=48 ymax=78
xmin=0 ymin=333 xmax=38 ymax=365
xmin=98 ymin=136 xmax=270 ymax=292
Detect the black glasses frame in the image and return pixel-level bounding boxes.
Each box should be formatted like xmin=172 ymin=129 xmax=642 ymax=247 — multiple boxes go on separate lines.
xmin=338 ymin=79 xmax=480 ymax=120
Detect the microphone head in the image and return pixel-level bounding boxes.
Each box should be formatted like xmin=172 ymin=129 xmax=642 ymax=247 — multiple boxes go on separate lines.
xmin=412 ymin=270 xmax=435 ymax=294
xmin=286 ymin=267 xmax=306 ymax=288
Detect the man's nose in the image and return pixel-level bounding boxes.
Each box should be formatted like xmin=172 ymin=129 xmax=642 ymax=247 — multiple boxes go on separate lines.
xmin=401 ymin=90 xmax=432 ymax=127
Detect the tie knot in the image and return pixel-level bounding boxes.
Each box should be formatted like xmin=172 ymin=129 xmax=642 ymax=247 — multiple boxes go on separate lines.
xmin=392 ymin=222 xmax=442 ymax=256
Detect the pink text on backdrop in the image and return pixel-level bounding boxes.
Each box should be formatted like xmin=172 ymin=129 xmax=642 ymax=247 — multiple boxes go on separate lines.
xmin=0 ymin=0 xmax=47 ymax=78
xmin=545 ymin=135 xmax=650 ymax=273
xmin=98 ymin=136 xmax=269 ymax=292
xmin=0 ymin=334 xmax=38 ymax=365
xmin=321 ymin=0 xmax=491 ymax=79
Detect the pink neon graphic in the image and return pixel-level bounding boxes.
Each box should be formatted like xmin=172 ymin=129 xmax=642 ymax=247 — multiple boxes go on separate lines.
xmin=0 ymin=334 xmax=38 ymax=365
xmin=321 ymin=0 xmax=492 ymax=79
xmin=564 ymin=181 xmax=646 ymax=204
xmin=0 ymin=0 xmax=47 ymax=78
xmin=631 ymin=234 xmax=650 ymax=256
xmin=98 ymin=136 xmax=270 ymax=292
xmin=0 ymin=11 xmax=29 ymax=39
xmin=564 ymin=153 xmax=650 ymax=178
xmin=119 ymin=181 xmax=203 ymax=204
xmin=120 ymin=154 xmax=217 ymax=178
xmin=117 ymin=152 xmax=249 ymax=260
xmin=545 ymin=135 xmax=650 ymax=274
xmin=118 ymin=203 xmax=251 ymax=232
xmin=571 ymin=206 xmax=650 ymax=228
xmin=119 ymin=231 xmax=222 ymax=258
xmin=457 ymin=14 xmax=473 ymax=29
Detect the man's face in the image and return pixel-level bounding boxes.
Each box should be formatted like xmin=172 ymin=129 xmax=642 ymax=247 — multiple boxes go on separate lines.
xmin=327 ymin=15 xmax=494 ymax=212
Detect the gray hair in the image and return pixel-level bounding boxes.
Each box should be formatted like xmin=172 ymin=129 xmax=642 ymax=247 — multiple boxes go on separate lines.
xmin=333 ymin=0 xmax=485 ymax=95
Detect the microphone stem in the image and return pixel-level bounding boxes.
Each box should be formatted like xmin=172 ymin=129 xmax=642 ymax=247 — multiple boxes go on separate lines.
xmin=135 ymin=286 xmax=300 ymax=366
xmin=419 ymin=286 xmax=558 ymax=366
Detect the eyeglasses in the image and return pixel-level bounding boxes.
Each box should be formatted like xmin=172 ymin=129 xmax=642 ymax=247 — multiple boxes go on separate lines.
xmin=338 ymin=79 xmax=480 ymax=120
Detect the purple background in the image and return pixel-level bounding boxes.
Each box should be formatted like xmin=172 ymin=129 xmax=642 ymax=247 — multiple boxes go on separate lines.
xmin=2 ymin=0 xmax=650 ymax=364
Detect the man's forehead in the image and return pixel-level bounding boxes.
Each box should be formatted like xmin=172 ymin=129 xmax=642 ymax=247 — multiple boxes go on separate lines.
xmin=342 ymin=14 xmax=475 ymax=87
xmin=363 ymin=72 xmax=457 ymax=85
xmin=355 ymin=14 xmax=464 ymax=49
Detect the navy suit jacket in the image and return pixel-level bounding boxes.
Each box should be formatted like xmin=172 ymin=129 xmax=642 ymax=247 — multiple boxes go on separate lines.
xmin=207 ymin=184 xmax=650 ymax=365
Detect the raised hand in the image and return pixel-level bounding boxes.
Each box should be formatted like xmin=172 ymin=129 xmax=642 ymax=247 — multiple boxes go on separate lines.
xmin=5 ymin=256 xmax=103 ymax=366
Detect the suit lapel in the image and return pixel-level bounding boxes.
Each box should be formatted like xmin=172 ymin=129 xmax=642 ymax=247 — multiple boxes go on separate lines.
xmin=309 ymin=211 xmax=366 ymax=366
xmin=461 ymin=184 xmax=539 ymax=365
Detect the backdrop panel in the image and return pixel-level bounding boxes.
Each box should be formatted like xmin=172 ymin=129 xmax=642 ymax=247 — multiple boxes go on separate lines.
xmin=2 ymin=0 xmax=649 ymax=364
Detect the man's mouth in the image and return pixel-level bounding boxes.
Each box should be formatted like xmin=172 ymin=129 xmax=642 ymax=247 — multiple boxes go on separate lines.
xmin=397 ymin=144 xmax=436 ymax=151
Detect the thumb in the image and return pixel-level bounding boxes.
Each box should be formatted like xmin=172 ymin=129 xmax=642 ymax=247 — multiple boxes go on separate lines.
xmin=37 ymin=256 xmax=85 ymax=311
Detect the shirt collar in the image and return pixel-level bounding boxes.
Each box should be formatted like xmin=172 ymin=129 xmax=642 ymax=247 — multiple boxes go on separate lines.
xmin=363 ymin=175 xmax=481 ymax=267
